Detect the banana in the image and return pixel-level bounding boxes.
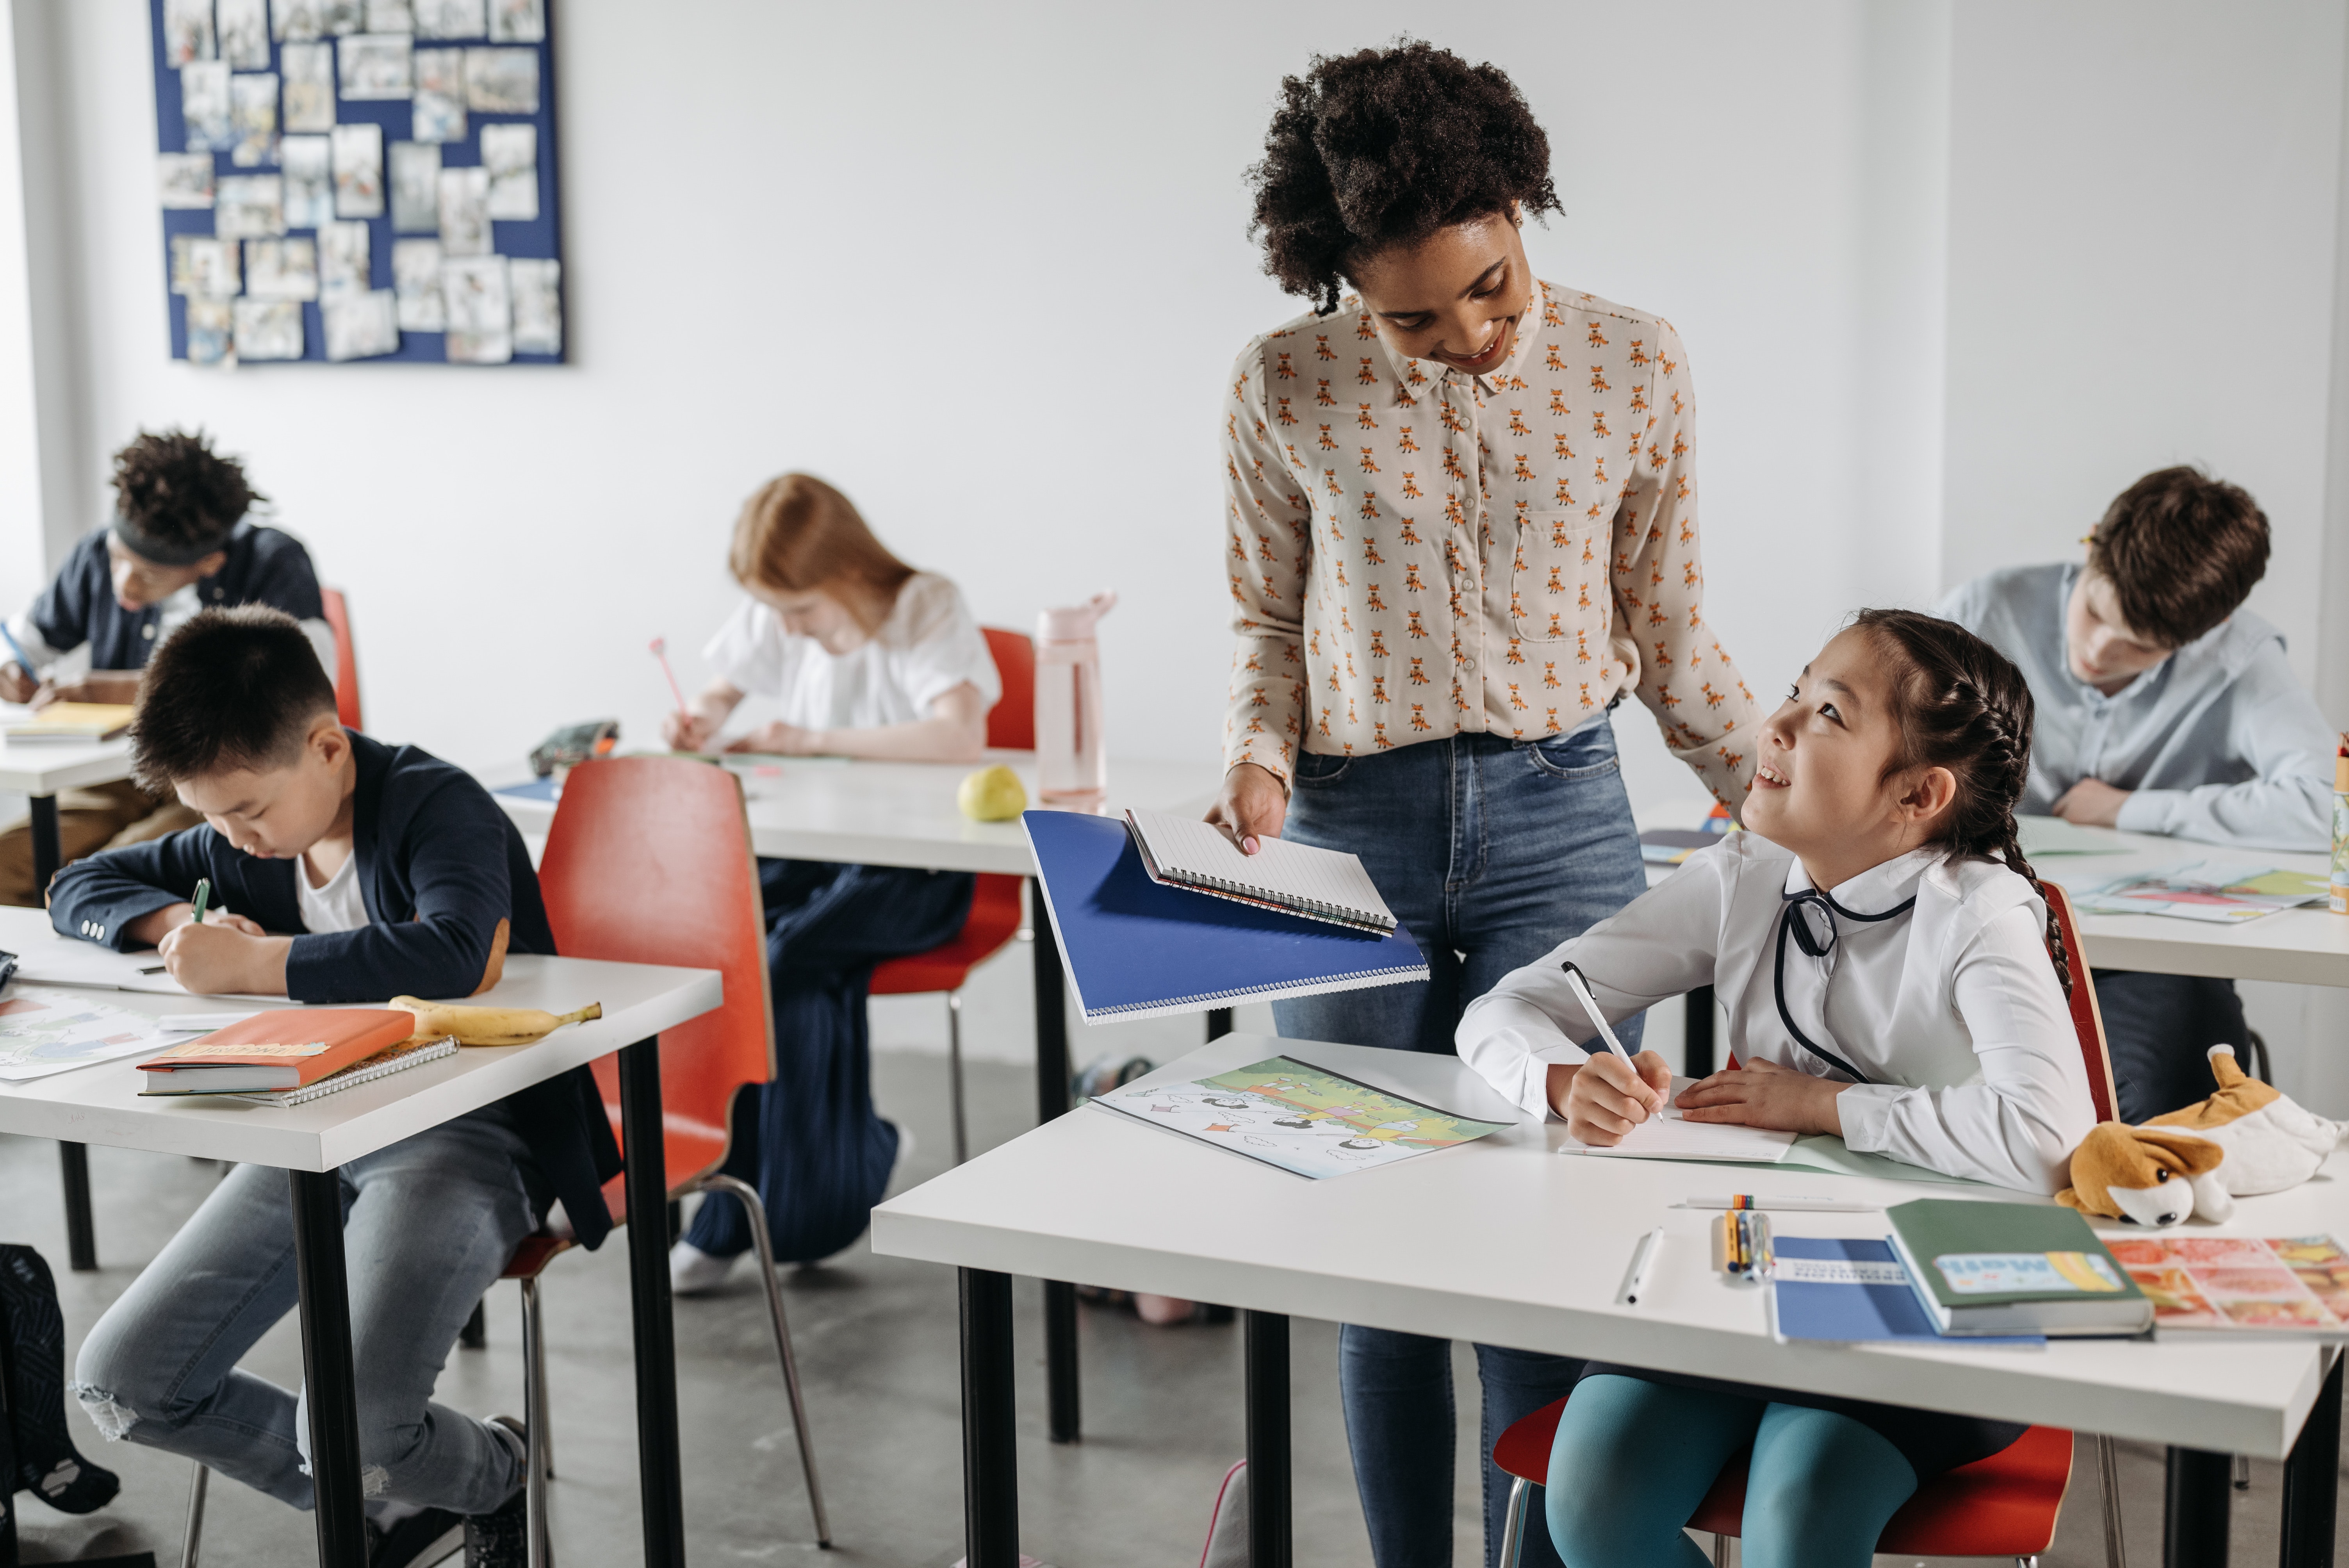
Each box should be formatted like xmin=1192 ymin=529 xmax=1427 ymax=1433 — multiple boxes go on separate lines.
xmin=390 ymin=996 xmax=603 ymax=1047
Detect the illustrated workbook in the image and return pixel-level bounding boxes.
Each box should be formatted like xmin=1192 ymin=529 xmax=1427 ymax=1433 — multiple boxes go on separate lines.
xmin=2073 ymin=862 xmax=2331 ymax=924
xmin=1090 ymin=1054 xmax=1513 ymax=1179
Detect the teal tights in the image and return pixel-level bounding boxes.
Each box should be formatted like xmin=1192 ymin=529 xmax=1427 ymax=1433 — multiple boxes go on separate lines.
xmin=1545 ymin=1376 xmax=1919 ymax=1568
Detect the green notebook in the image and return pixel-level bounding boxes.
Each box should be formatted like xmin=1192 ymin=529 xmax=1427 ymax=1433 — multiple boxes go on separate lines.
xmin=1886 ymin=1198 xmax=2152 ymax=1337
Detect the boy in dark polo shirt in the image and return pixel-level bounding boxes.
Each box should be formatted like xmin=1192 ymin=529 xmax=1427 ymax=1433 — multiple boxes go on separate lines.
xmin=51 ymin=608 xmax=613 ymax=1568
xmin=0 ymin=429 xmax=330 ymax=904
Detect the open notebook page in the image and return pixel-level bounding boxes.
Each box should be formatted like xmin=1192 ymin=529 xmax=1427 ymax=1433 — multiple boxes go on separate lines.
xmin=1558 ymin=1076 xmax=1798 ymax=1162
xmin=1125 ymin=808 xmax=1397 ymax=930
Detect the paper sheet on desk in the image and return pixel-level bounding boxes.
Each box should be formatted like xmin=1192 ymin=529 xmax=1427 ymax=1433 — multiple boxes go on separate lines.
xmin=0 ymin=986 xmax=187 ymax=1080
xmin=1559 ymin=1080 xmax=1797 ymax=1162
xmin=10 ymin=943 xmax=276 ymax=1001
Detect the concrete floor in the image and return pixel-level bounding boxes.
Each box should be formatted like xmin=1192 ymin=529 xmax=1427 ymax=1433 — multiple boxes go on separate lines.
xmin=1 ymin=1048 xmax=2344 ymax=1567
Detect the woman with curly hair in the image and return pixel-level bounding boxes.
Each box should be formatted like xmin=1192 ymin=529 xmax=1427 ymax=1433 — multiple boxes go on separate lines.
xmin=1203 ymin=41 xmax=1762 ymax=1568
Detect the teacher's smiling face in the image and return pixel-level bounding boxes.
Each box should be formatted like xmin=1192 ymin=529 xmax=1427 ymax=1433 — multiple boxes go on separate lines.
xmin=1346 ymin=204 xmax=1532 ymax=378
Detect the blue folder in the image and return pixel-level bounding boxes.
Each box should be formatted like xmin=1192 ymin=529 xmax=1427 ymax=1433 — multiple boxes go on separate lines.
xmin=1022 ymin=809 xmax=1429 ymax=1021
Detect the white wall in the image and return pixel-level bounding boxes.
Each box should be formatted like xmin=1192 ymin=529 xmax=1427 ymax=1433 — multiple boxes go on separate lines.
xmin=18 ymin=0 xmax=1932 ymax=798
xmin=1942 ymin=0 xmax=2349 ymax=695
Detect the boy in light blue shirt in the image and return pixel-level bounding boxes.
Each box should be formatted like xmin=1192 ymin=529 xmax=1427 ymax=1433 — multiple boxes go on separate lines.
xmin=1939 ymin=465 xmax=2336 ymax=1120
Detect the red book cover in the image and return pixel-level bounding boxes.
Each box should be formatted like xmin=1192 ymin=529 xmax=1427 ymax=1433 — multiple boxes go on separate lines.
xmin=139 ymin=1009 xmax=417 ymax=1089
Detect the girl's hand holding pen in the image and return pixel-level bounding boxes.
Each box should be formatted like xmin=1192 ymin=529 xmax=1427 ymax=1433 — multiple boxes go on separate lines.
xmin=1675 ymin=1058 xmax=1848 ymax=1137
xmin=1551 ymin=1049 xmax=1672 ymax=1146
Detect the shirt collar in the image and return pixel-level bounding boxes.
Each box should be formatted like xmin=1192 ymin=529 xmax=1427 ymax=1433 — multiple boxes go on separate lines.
xmin=1781 ymin=845 xmax=1939 ymax=913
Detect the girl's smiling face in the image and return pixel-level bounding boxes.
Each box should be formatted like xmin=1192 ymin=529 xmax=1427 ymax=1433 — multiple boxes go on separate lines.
xmin=1743 ymin=626 xmax=1958 ymax=889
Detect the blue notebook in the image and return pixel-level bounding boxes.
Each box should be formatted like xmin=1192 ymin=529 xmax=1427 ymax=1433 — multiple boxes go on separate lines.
xmin=1023 ymin=809 xmax=1429 ymax=1021
xmin=1770 ymin=1237 xmax=2042 ymax=1346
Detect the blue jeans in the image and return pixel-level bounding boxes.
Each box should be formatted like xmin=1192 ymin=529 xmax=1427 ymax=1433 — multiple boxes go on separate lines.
xmin=1274 ymin=722 xmax=1649 ymax=1568
xmin=685 ymin=859 xmax=975 ymax=1263
xmin=1545 ymin=1374 xmax=1918 ymax=1568
xmin=71 ymin=1114 xmax=542 ymax=1515
xmin=2093 ymin=969 xmax=2250 ymax=1123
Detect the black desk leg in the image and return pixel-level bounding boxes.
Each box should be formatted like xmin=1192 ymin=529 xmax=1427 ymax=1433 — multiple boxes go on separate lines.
xmin=1683 ymin=984 xmax=1716 ymax=1079
xmin=961 ymin=1269 xmax=1019 ymax=1568
xmin=1207 ymin=1008 xmax=1233 ymax=1042
xmin=2280 ymin=1352 xmax=2343 ymax=1568
xmin=1028 ymin=878 xmax=1081 ymax=1444
xmin=58 ymin=1143 xmax=94 ymax=1271
xmin=27 ymin=794 xmax=58 ymax=898
xmin=619 ymin=1037 xmax=685 ymax=1568
xmin=1245 ymin=1311 xmax=1291 ymax=1568
xmin=2164 ymin=1445 xmax=2231 ymax=1568
xmin=289 ymin=1169 xmax=366 ymax=1568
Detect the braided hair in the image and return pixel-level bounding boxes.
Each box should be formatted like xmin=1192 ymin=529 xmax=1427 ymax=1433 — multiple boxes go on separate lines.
xmin=1851 ymin=608 xmax=2073 ymax=999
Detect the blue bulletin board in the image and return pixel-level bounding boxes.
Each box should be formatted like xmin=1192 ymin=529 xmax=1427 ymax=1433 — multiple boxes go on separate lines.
xmin=148 ymin=0 xmax=563 ymax=366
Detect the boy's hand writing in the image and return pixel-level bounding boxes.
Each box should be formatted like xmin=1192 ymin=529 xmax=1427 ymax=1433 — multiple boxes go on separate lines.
xmin=0 ymin=664 xmax=37 ymax=704
xmin=2050 ymin=777 xmax=2129 ymax=828
xmin=155 ymin=920 xmax=290 ymax=996
xmin=1552 ymin=1049 xmax=1671 ymax=1145
xmin=1675 ymin=1058 xmax=1846 ymax=1136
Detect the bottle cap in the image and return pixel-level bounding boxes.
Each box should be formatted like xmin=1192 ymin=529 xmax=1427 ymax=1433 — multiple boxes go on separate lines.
xmin=1038 ymin=590 xmax=1117 ymax=642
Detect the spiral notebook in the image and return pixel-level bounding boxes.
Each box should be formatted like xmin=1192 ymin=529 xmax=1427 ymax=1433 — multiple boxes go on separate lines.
xmin=1024 ymin=809 xmax=1427 ymax=1021
xmin=227 ymin=1036 xmax=458 ymax=1106
xmin=1123 ymin=808 xmax=1398 ymax=934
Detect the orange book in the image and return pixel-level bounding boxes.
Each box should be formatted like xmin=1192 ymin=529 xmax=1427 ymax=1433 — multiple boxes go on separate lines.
xmin=138 ymin=1008 xmax=418 ymax=1096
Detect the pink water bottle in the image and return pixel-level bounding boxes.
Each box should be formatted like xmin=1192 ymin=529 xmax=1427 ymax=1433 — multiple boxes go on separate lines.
xmin=1035 ymin=592 xmax=1116 ymax=807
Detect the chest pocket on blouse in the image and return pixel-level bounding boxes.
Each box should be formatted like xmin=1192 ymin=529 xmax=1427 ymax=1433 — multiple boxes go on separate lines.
xmin=1509 ymin=509 xmax=1607 ymax=649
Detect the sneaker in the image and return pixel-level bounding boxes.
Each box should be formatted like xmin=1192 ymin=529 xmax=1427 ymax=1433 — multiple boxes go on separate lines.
xmin=463 ymin=1416 xmax=532 ymax=1568
xmin=371 ymin=1505 xmax=462 ymax=1568
xmin=668 ymin=1240 xmax=736 ymax=1297
xmin=886 ymin=1121 xmax=919 ymax=1194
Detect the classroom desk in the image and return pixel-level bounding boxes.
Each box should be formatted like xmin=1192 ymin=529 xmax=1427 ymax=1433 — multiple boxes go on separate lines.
xmin=0 ymin=906 xmax=722 ymax=1568
xmin=0 ymin=727 xmax=141 ymax=1270
xmin=2028 ymin=825 xmax=2349 ymax=988
xmin=489 ymin=751 xmax=1226 ymax=1446
xmin=875 ymin=1031 xmax=2348 ymax=1568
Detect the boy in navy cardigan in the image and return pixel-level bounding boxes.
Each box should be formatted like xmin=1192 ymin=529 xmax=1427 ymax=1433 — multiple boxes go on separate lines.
xmin=0 ymin=429 xmax=332 ymax=905
xmin=52 ymin=607 xmax=615 ymax=1568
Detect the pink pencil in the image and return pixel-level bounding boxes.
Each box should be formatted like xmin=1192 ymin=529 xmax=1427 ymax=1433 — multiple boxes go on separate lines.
xmin=649 ymin=636 xmax=688 ymax=713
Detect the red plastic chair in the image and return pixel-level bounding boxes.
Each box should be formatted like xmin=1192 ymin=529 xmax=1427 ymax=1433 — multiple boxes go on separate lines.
xmin=867 ymin=626 xmax=1032 ymax=1164
xmin=522 ymin=755 xmax=830 ymax=1554
xmin=320 ymin=586 xmax=363 ymax=730
xmin=1491 ymin=889 xmax=2123 ymax=1566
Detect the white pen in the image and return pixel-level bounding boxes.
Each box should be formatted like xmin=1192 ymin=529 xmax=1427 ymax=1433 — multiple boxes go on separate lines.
xmin=1676 ymin=1196 xmax=1882 ymax=1213
xmin=1619 ymin=1225 xmax=1664 ymax=1306
xmin=1561 ymin=965 xmax=1633 ymax=1063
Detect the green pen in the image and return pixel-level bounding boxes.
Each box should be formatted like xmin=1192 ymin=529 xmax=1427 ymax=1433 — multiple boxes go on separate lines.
xmin=190 ymin=878 xmax=210 ymax=926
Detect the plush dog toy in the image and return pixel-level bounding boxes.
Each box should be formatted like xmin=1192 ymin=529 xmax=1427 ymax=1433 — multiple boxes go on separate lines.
xmin=2057 ymin=1045 xmax=2346 ymax=1226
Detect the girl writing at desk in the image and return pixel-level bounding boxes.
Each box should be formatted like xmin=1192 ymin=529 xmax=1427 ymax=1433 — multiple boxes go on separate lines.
xmin=664 ymin=471 xmax=998 ymax=1294
xmin=1457 ymin=610 xmax=2097 ymax=1568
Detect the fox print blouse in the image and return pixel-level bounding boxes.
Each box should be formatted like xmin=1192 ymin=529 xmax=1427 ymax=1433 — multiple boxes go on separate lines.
xmin=1220 ymin=280 xmax=1760 ymax=810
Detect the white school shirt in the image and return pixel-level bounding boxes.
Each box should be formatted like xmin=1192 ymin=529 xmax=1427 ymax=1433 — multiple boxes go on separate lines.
xmin=702 ymin=572 xmax=1001 ymax=732
xmin=1454 ymin=834 xmax=2095 ymax=1194
xmin=296 ymin=852 xmax=367 ymax=934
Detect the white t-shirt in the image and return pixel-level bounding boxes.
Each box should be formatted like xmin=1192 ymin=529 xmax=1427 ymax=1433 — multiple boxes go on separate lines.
xmin=296 ymin=851 xmax=368 ymax=934
xmin=702 ymin=572 xmax=1001 ymax=731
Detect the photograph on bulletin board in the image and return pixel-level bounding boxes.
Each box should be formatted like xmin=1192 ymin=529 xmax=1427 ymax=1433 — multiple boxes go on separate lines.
xmin=148 ymin=0 xmax=563 ymax=367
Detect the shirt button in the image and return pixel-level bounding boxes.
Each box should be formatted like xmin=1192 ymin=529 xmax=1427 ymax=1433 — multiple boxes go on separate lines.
xmin=1461 ymin=657 xmax=1478 ymax=673
xmin=142 ymin=625 xmax=155 ymax=639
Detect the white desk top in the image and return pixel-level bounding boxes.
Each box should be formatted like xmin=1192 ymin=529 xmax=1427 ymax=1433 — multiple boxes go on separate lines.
xmin=0 ymin=720 xmax=136 ymax=796
xmin=2024 ymin=825 xmax=2349 ymax=989
xmin=0 ymin=907 xmax=720 ymax=1171
xmin=874 ymin=1031 xmax=2341 ymax=1458
xmin=489 ymin=753 xmax=1226 ymax=876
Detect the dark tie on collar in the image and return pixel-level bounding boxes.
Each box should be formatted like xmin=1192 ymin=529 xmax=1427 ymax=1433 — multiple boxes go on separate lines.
xmin=1771 ymin=884 xmax=1919 ymax=1085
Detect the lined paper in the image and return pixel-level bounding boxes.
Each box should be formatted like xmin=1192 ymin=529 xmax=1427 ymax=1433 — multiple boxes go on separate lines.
xmin=1125 ymin=809 xmax=1398 ymax=932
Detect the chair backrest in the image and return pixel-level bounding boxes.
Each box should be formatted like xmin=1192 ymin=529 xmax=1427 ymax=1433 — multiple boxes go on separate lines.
xmin=981 ymin=626 xmax=1035 ymax=750
xmin=2041 ymin=881 xmax=2119 ymax=1123
xmin=536 ymin=755 xmax=774 ymax=1158
xmin=320 ymin=586 xmax=363 ymax=730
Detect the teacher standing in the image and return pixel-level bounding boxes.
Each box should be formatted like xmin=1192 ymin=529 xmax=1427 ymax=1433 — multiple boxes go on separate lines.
xmin=1204 ymin=42 xmax=1761 ymax=1568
